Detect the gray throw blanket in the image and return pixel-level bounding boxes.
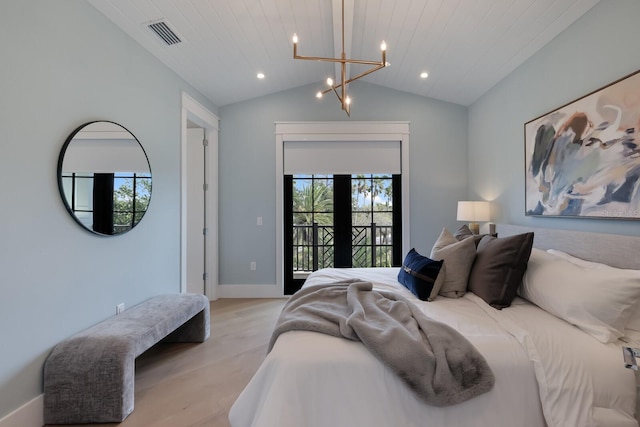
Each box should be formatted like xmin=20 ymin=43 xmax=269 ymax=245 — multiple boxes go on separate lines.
xmin=269 ymin=280 xmax=495 ymax=406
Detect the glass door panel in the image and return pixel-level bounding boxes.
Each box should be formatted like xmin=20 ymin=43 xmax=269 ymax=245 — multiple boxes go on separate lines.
xmin=285 ymin=173 xmax=401 ymax=294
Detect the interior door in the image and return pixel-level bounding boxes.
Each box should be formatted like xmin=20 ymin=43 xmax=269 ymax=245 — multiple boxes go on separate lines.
xmin=186 ymin=127 xmax=205 ymax=294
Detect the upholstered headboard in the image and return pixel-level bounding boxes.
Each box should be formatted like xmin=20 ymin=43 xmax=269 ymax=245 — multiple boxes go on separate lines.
xmin=497 ymin=224 xmax=640 ymax=270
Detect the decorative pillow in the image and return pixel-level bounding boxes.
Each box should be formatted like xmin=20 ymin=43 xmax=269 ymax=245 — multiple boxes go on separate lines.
xmin=546 ymin=249 xmax=608 ymax=268
xmin=520 ymin=248 xmax=640 ymax=343
xmin=453 ymin=224 xmax=486 ymax=247
xmin=547 ymin=249 xmax=640 ymax=332
xmin=397 ymin=248 xmax=444 ymax=301
xmin=467 ymin=232 xmax=534 ymax=309
xmin=430 ymin=228 xmax=476 ymax=298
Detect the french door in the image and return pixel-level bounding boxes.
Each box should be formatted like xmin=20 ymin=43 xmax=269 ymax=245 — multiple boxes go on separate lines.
xmin=284 ymin=173 xmax=402 ymax=294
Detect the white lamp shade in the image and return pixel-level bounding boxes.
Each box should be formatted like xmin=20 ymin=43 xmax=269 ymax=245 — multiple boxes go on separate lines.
xmin=457 ymin=201 xmax=490 ymax=222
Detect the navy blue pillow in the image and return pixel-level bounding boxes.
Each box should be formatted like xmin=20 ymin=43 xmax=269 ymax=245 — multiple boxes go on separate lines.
xmin=397 ymin=248 xmax=444 ymax=301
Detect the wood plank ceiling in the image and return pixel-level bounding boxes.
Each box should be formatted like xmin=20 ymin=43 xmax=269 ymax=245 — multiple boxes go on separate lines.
xmin=88 ymin=0 xmax=600 ymax=107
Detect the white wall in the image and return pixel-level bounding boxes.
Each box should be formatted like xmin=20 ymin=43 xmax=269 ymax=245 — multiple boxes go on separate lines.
xmin=218 ymin=81 xmax=469 ymax=287
xmin=0 ymin=0 xmax=216 ymax=419
xmin=468 ymin=0 xmax=640 ymax=236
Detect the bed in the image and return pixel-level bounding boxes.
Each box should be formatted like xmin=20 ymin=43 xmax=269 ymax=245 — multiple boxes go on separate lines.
xmin=229 ymin=224 xmax=640 ymax=427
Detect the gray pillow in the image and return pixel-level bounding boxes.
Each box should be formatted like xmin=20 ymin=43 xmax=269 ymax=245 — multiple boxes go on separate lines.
xmin=467 ymin=232 xmax=534 ymax=309
xmin=430 ymin=228 xmax=476 ymax=298
xmin=453 ymin=224 xmax=487 ymax=247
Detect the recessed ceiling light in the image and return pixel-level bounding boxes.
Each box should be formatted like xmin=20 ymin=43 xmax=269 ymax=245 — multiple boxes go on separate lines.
xmin=257 ymin=72 xmax=265 ymax=79
xmin=420 ymin=72 xmax=429 ymax=79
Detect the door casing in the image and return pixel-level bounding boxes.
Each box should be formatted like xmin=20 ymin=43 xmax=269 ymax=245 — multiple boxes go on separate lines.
xmin=181 ymin=93 xmax=219 ymax=300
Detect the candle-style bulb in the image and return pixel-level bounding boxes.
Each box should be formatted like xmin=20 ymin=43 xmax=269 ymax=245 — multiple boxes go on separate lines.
xmin=346 ymin=96 xmax=351 ymax=105
xmin=292 ymin=34 xmax=298 ymax=44
xmin=316 ymin=91 xmax=323 ymax=98
xmin=326 ymin=77 xmax=334 ymax=86
xmin=380 ymin=40 xmax=387 ymax=51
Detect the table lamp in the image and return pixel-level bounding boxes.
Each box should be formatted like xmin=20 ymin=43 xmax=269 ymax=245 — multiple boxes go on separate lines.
xmin=457 ymin=201 xmax=490 ymax=235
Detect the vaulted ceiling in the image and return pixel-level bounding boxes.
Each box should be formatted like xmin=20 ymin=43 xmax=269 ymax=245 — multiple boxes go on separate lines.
xmin=88 ymin=0 xmax=600 ymax=108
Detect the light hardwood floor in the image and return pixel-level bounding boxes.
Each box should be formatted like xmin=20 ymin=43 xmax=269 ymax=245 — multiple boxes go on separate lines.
xmin=53 ymin=298 xmax=287 ymax=427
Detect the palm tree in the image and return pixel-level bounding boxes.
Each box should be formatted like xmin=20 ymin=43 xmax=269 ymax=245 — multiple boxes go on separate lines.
xmin=383 ymin=181 xmax=392 ymax=207
xmin=292 ymin=178 xmax=334 ymax=271
xmin=370 ymin=177 xmax=385 ymax=209
xmin=352 ymin=174 xmax=370 ymax=224
xmin=293 ymin=179 xmax=333 ymax=225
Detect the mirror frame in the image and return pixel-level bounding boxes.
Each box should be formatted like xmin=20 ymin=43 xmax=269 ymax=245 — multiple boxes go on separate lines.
xmin=57 ymin=120 xmax=152 ymax=236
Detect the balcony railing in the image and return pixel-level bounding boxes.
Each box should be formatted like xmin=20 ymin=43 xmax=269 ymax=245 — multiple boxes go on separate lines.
xmin=292 ymin=223 xmax=393 ymax=272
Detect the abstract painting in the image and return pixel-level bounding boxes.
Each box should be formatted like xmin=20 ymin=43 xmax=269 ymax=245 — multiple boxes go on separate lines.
xmin=525 ymin=69 xmax=640 ymax=219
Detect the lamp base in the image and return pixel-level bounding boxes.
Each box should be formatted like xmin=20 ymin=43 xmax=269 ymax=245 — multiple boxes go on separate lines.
xmin=468 ymin=222 xmax=480 ymax=235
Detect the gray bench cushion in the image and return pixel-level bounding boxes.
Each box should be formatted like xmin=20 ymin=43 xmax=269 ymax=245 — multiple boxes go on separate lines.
xmin=43 ymin=293 xmax=209 ymax=424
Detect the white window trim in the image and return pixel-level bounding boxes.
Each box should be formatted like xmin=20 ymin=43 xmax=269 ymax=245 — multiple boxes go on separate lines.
xmin=275 ymin=121 xmax=411 ymax=295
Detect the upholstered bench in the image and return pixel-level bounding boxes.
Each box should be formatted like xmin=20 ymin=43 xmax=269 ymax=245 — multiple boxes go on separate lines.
xmin=43 ymin=293 xmax=210 ymax=424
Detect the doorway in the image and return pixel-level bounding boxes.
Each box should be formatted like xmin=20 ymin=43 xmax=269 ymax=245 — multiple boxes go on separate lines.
xmin=284 ymin=173 xmax=402 ymax=294
xmin=275 ymin=121 xmax=411 ymax=295
xmin=181 ymin=93 xmax=219 ymax=299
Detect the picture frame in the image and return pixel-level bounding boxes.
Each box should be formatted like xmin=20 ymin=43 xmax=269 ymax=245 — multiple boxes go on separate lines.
xmin=524 ymin=69 xmax=640 ymax=219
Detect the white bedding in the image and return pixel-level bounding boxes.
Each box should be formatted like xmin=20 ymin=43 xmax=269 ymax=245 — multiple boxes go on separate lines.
xmin=229 ymin=267 xmax=638 ymax=427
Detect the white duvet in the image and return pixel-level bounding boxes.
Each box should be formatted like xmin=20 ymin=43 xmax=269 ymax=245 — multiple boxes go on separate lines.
xmin=229 ymin=268 xmax=637 ymax=427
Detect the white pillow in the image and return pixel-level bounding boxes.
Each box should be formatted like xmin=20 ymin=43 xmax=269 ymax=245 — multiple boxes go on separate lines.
xmin=547 ymin=249 xmax=613 ymax=269
xmin=547 ymin=249 xmax=640 ymax=332
xmin=521 ymin=249 xmax=640 ymax=343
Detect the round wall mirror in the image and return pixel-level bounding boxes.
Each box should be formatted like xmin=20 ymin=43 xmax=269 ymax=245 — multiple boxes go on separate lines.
xmin=57 ymin=121 xmax=152 ymax=236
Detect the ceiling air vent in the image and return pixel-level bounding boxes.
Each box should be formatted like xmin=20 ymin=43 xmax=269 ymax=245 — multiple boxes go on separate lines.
xmin=147 ymin=20 xmax=182 ymax=46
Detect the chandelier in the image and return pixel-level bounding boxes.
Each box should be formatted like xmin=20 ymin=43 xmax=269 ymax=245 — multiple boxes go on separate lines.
xmin=292 ymin=0 xmax=388 ymax=116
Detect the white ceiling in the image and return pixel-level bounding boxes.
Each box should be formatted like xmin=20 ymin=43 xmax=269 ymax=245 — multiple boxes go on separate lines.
xmin=88 ymin=0 xmax=600 ymax=108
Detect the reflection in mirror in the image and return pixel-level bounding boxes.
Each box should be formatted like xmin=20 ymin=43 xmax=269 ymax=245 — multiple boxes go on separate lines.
xmin=57 ymin=121 xmax=152 ymax=236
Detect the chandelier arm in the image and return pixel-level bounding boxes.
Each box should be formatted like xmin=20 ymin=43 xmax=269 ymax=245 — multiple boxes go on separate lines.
xmin=344 ymin=63 xmax=386 ymax=82
xmin=332 ymin=86 xmax=350 ymax=116
xmin=293 ymin=53 xmax=384 ymax=67
xmin=331 ymin=85 xmax=342 ymax=103
xmin=341 ymin=0 xmax=345 ymax=55
xmin=293 ymin=55 xmax=349 ymax=63
xmin=342 ymin=59 xmax=385 ymax=66
xmin=318 ymin=62 xmax=387 ymax=96
xmin=341 ymin=55 xmax=346 ymax=111
xmin=330 ymin=85 xmax=349 ymax=116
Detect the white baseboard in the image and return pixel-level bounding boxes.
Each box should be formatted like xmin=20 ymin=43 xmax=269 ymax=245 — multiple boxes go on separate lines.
xmin=217 ymin=284 xmax=284 ymax=298
xmin=0 ymin=395 xmax=43 ymax=427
